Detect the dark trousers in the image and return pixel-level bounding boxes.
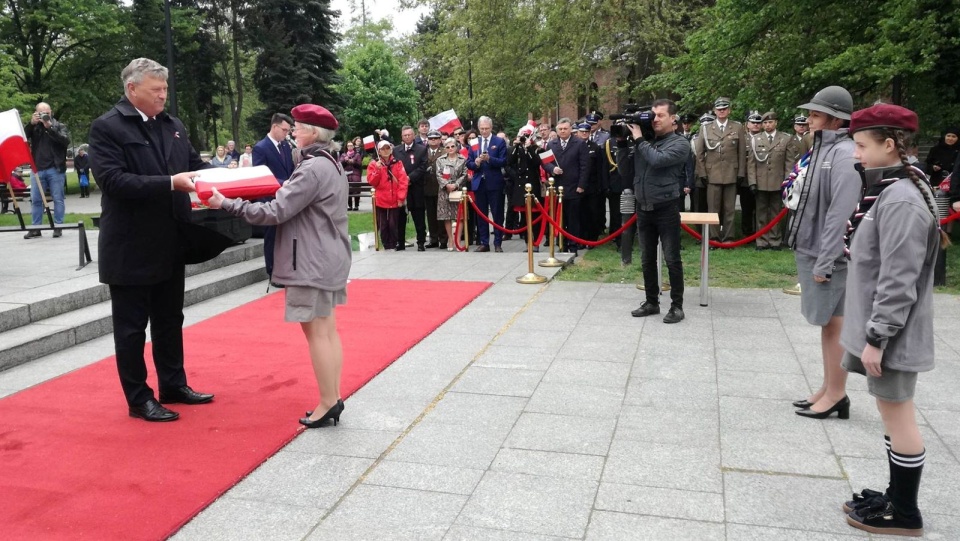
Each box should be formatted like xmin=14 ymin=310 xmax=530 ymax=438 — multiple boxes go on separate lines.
xmin=738 ymin=185 xmax=756 ymax=237
xmin=377 ymin=207 xmax=403 ymax=249
xmin=263 ymin=225 xmax=276 ymax=277
xmin=695 ymin=184 xmax=709 ymax=212
xmin=606 ymin=191 xmax=622 ymax=238
xmin=474 ymin=188 xmax=505 ymax=246
xmin=581 ymin=192 xmax=603 ymax=241
xmin=425 ymin=195 xmax=444 ymax=244
xmin=637 ymin=203 xmax=683 ymax=308
xmin=561 ymin=196 xmax=582 ymax=246
xmin=109 ymin=266 xmax=188 ymax=406
xmin=620 ymin=212 xmax=637 ymax=264
xmin=400 ymin=205 xmax=427 ymax=246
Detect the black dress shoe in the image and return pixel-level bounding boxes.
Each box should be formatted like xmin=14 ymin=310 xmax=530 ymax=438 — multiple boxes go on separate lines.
xmin=129 ymin=398 xmax=179 ymax=422
xmin=159 ymin=385 xmax=214 ymax=405
xmin=417 ymin=243 xmax=426 ymax=251
xmin=494 ymin=245 xmax=503 ymax=253
xmin=795 ymin=395 xmax=850 ymax=419
xmin=792 ymin=398 xmax=814 ymax=408
xmin=631 ymin=301 xmax=660 ymax=317
xmin=53 ymin=229 xmax=62 ymax=238
xmin=424 ymin=242 xmax=440 ymax=249
xmin=307 ymin=399 xmax=344 ymax=417
xmin=300 ymin=400 xmax=344 ymax=428
xmin=475 ymin=245 xmax=490 ymax=252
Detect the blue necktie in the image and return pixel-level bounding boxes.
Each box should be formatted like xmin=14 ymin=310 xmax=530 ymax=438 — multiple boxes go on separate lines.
xmin=279 ymin=141 xmax=293 ymax=175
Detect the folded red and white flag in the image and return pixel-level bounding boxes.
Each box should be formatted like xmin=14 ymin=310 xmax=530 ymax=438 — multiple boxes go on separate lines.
xmin=442 ymin=165 xmax=452 ymax=180
xmin=363 ymin=135 xmax=376 ymax=151
xmin=538 ymin=149 xmax=555 ymax=164
xmin=194 ymin=165 xmax=279 ymax=203
xmin=0 ymin=109 xmax=36 ymax=174
xmin=428 ymin=109 xmax=462 ymax=135
xmin=469 ymin=138 xmax=480 ymax=152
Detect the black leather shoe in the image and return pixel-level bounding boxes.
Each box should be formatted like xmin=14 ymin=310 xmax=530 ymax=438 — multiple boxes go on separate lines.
xmin=300 ymin=400 xmax=344 ymax=428
xmin=23 ymin=230 xmax=40 ymax=239
xmin=424 ymin=242 xmax=440 ymax=249
xmin=417 ymin=243 xmax=425 ymax=251
xmin=631 ymin=301 xmax=660 ymax=317
xmin=129 ymin=398 xmax=179 ymax=422
xmin=475 ymin=245 xmax=490 ymax=252
xmin=159 ymin=385 xmax=214 ymax=405
xmin=307 ymin=399 xmax=344 ymax=417
xmin=494 ymin=245 xmax=503 ymax=253
xmin=792 ymin=399 xmax=814 ymax=408
xmin=663 ymin=306 xmax=685 ymax=324
xmin=795 ymin=395 xmax=850 ymax=419
xmin=53 ymin=229 xmax=62 ymax=238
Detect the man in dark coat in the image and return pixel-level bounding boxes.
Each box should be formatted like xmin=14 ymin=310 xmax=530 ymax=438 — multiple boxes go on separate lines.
xmin=394 ymin=125 xmax=429 ymax=250
xmin=541 ymin=117 xmax=590 ymax=250
xmin=252 ymin=113 xmax=294 ymax=284
xmin=88 ymin=57 xmax=215 ymax=422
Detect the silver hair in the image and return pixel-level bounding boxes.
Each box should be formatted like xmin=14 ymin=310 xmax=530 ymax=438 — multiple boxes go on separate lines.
xmin=122 ymin=58 xmax=168 ymax=93
xmin=478 ymin=116 xmax=493 ymax=127
xmin=297 ymin=122 xmax=342 ymax=152
xmin=557 ymin=117 xmax=573 ymax=127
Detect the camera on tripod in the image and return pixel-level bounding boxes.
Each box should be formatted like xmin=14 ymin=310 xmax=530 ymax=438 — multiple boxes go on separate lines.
xmin=609 ymin=104 xmax=654 ymax=139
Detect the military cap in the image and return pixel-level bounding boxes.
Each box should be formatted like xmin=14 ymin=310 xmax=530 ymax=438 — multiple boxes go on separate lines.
xmin=747 ymin=111 xmax=763 ymax=123
xmin=761 ymin=111 xmax=778 ymax=122
xmin=585 ymin=111 xmax=604 ymax=124
xmin=681 ymin=113 xmax=698 ymax=124
xmin=290 ymin=104 xmax=338 ymax=130
xmin=427 ymin=130 xmax=442 ymax=139
xmin=576 ymin=122 xmax=591 ymax=132
xmin=714 ymin=97 xmax=731 ymax=109
xmin=699 ymin=112 xmax=716 ymax=124
xmin=794 ymin=115 xmax=808 ymax=125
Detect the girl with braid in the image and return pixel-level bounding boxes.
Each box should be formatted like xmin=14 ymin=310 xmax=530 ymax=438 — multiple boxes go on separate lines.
xmin=840 ymin=104 xmax=948 ymax=537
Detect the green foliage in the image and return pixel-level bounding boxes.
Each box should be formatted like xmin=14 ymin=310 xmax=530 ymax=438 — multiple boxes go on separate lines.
xmin=334 ymin=36 xmax=418 ymax=138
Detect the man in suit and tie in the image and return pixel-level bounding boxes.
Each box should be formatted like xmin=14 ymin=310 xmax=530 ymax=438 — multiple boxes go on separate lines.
xmin=252 ymin=113 xmax=295 ymax=284
xmin=88 ymin=57 xmax=215 ymax=422
xmin=694 ymin=97 xmax=746 ymax=242
xmin=415 ymin=119 xmax=430 ymax=146
xmin=748 ymin=111 xmax=796 ymax=250
xmin=467 ymin=116 xmax=509 ymax=252
xmin=394 ymin=126 xmax=430 ymax=250
xmin=541 ymin=117 xmax=590 ymax=250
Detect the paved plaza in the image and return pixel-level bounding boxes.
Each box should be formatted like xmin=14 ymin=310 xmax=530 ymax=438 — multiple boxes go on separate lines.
xmin=1 ymin=191 xmax=958 ymax=540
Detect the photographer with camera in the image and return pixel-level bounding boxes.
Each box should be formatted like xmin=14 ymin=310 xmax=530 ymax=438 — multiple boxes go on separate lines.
xmin=615 ymin=99 xmax=691 ymax=324
xmin=23 ymin=102 xmax=70 ymax=239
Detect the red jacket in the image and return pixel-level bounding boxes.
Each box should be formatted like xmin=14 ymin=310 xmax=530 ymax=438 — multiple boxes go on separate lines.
xmin=366 ymin=157 xmax=409 ymax=208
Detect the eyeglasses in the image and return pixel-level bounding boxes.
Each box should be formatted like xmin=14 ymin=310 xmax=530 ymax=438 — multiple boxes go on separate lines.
xmin=444 ymin=145 xmax=457 ymax=149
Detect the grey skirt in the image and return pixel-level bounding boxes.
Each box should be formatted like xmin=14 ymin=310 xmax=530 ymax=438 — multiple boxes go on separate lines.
xmin=284 ymin=286 xmax=347 ymax=322
xmin=795 ymin=253 xmax=846 ymax=326
xmin=842 ymin=351 xmax=918 ymax=402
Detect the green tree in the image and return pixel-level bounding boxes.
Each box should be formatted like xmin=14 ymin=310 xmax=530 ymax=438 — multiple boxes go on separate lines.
xmin=334 ymin=38 xmax=418 ymax=138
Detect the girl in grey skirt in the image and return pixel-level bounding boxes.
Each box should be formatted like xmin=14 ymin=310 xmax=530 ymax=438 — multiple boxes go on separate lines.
xmin=839 ymin=104 xmax=948 ymax=537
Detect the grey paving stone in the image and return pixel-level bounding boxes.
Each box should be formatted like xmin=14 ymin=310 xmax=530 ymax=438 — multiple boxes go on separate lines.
xmin=719 ymin=396 xmax=834 ymax=434
xmin=226 ymin=451 xmax=372 ymax=509
xmin=614 ymin=405 xmax=719 ymax=446
xmin=387 ymin=419 xmax=509 ymax=470
xmin=594 ymin=483 xmax=724 ymax=523
xmin=921 ymin=408 xmax=960 ymax=450
xmin=841 ymin=456 xmax=960 ymax=517
xmin=308 ymin=485 xmax=467 ymax=540
xmin=452 ymin=366 xmax=544 ymax=397
xmin=623 ymin=378 xmax=719 ymax=412
xmin=491 ymin=448 xmax=605 ymax=481
xmin=724 ymin=524 xmax=866 ymax=540
xmin=577 ymin=306 xmax=645 ymax=327
xmin=635 ymin=337 xmax=715 ymax=358
xmin=602 ymin=439 xmax=722 ymax=493
xmin=495 ymin=329 xmax=570 ymax=350
xmin=555 ymin=339 xmax=639 ymax=363
xmin=332 ymin=396 xmax=432 ymax=432
xmin=721 ymin=428 xmax=843 ymax=477
xmin=503 ymin=412 xmax=616 ymax=456
xmin=566 ymin=323 xmax=643 ymax=343
xmin=283 ymin=428 xmax=401 ymax=459
xmin=170 ymin=497 xmax=322 ymax=541
xmin=715 ymin=348 xmax=803 ymax=374
xmin=584 ymin=511 xmax=725 ymax=541
xmin=541 ymin=358 xmax=631 ymax=388
xmin=427 ymin=391 xmax=526 ymax=430
xmin=510 ymin=311 xmax=584 ymax=332
xmin=364 ymin=460 xmax=484 ymax=495
xmin=824 ymin=421 xmax=957 ymax=464
xmin=631 ymin=354 xmax=717 ymax=382
xmin=456 ymin=471 xmax=597 ymax=538
xmin=443 ymin=526 xmax=570 ymax=540
xmin=715 ymin=331 xmax=794 ymax=351
xmin=724 ymin=471 xmax=859 ymax=535
xmin=524 ymin=382 xmax=625 ymax=418
xmin=718 ymin=370 xmax=816 ymax=400
xmin=473 ymin=345 xmax=557 ymax=371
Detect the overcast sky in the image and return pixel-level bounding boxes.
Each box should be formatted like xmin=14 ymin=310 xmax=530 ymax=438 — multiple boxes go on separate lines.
xmin=330 ymin=0 xmax=429 ymax=38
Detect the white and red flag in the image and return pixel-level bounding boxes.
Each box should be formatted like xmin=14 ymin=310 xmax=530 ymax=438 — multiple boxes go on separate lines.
xmin=538 ymin=149 xmax=556 ymax=164
xmin=469 ymin=138 xmax=480 ymax=152
xmin=442 ymin=165 xmax=452 ymax=180
xmin=363 ymin=135 xmax=376 ymax=151
xmin=428 ymin=109 xmax=462 ymax=135
xmin=194 ymin=165 xmax=280 ymax=203
xmin=0 ymin=109 xmax=36 ymax=174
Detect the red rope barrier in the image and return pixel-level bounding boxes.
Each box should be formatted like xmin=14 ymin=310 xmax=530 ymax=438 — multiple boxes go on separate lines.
xmin=941 ymin=210 xmax=960 ymax=225
xmin=453 ymin=201 xmax=467 ymax=252
xmin=467 ymin=193 xmax=542 ymax=234
xmin=540 ymin=210 xmax=638 ymax=247
xmin=681 ymin=207 xmax=788 ymax=249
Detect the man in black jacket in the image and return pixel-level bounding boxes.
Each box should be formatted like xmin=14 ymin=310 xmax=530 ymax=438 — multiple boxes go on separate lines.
xmin=394 ymin=126 xmax=429 ymax=250
xmin=89 ymin=58 xmax=214 ymax=422
xmin=541 ymin=118 xmax=590 ymax=250
xmin=617 ymin=99 xmax=691 ymax=323
xmin=23 ymin=102 xmax=70 ymax=238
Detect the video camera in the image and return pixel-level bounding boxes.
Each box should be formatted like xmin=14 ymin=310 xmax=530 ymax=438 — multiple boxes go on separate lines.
xmin=609 ymin=104 xmax=654 ymax=140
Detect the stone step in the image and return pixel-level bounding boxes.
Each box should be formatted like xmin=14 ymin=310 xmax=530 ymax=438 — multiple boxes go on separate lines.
xmin=0 ymin=241 xmax=263 ymax=334
xmin=0 ymin=258 xmax=267 ymax=372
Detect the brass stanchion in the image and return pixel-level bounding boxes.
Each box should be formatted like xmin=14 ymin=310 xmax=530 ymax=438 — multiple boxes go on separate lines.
xmin=539 ymin=178 xmax=563 ymax=267
xmin=783 ymin=283 xmax=801 ymax=295
xmin=557 ymin=186 xmax=566 ymax=252
xmin=460 ymin=188 xmax=470 ymax=249
xmin=370 ymin=188 xmax=381 ymax=251
xmin=517 ymin=184 xmax=548 ymax=284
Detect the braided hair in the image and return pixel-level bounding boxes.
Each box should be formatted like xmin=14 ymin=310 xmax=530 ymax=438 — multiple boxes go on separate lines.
xmin=865 ymin=128 xmax=950 ymax=249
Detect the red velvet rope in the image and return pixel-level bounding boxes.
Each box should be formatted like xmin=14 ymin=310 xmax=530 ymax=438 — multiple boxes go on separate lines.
xmin=681 ymin=207 xmax=788 ymax=249
xmin=468 ymin=193 xmax=542 ymax=234
xmin=540 ymin=208 xmax=639 ymax=247
xmin=941 ymin=210 xmax=960 ymax=225
xmin=453 ymin=201 xmax=467 ymax=252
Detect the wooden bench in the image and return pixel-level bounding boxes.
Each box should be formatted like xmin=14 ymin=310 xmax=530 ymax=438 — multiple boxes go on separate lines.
xmin=0 ymin=182 xmax=30 ymax=214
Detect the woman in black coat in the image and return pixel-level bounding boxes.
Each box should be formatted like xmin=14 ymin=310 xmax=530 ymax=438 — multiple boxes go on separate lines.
xmin=926 ymin=127 xmax=958 ymax=186
xmin=508 ymin=127 xmax=544 ymax=244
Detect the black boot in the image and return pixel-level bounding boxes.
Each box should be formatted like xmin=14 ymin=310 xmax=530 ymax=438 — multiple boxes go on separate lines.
xmin=846 ymin=447 xmax=924 ymax=537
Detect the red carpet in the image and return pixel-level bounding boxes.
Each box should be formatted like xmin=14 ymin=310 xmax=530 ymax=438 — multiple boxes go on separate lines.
xmin=0 ymin=279 xmax=491 ymax=541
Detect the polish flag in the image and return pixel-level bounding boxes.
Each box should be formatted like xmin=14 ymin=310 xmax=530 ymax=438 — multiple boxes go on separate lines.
xmin=0 ymin=109 xmax=36 ymax=175
xmin=442 ymin=165 xmax=452 ymax=180
xmin=194 ymin=165 xmax=280 ymax=203
xmin=363 ymin=135 xmax=376 ymax=151
xmin=428 ymin=109 xmax=462 ymax=135
xmin=538 ymin=149 xmax=556 ymax=164
xmin=469 ymin=138 xmax=480 ymax=152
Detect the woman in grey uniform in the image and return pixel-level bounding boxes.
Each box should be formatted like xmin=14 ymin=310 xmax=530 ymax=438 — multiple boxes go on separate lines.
xmin=840 ymin=104 xmax=948 ymax=537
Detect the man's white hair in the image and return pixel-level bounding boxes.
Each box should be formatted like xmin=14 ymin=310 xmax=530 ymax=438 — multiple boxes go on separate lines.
xmin=478 ymin=116 xmax=493 ymax=127
xmin=122 ymin=58 xmax=168 ymax=94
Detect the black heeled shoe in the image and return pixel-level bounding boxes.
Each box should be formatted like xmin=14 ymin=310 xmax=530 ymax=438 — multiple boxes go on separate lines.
xmin=795 ymin=396 xmax=850 ymax=419
xmin=305 ymin=399 xmax=344 ymax=419
xmin=793 ymin=399 xmax=814 ymax=408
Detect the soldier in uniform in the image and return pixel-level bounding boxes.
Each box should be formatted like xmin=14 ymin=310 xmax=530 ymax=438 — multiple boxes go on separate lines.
xmin=692 ymin=112 xmax=715 ymax=213
xmin=739 ymin=111 xmax=764 ymax=237
xmin=586 ymin=111 xmax=609 ymax=145
xmin=577 ymin=122 xmax=603 ymax=241
xmin=748 ymin=111 xmax=794 ymax=250
xmin=793 ymin=115 xmax=809 ymax=141
xmin=694 ymin=97 xmax=746 ymax=242
xmin=424 ymin=130 xmax=445 ymax=248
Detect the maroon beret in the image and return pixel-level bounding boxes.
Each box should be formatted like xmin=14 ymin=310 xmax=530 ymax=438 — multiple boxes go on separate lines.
xmin=291 ymin=104 xmax=338 ymax=130
xmin=849 ymin=104 xmax=918 ymax=134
